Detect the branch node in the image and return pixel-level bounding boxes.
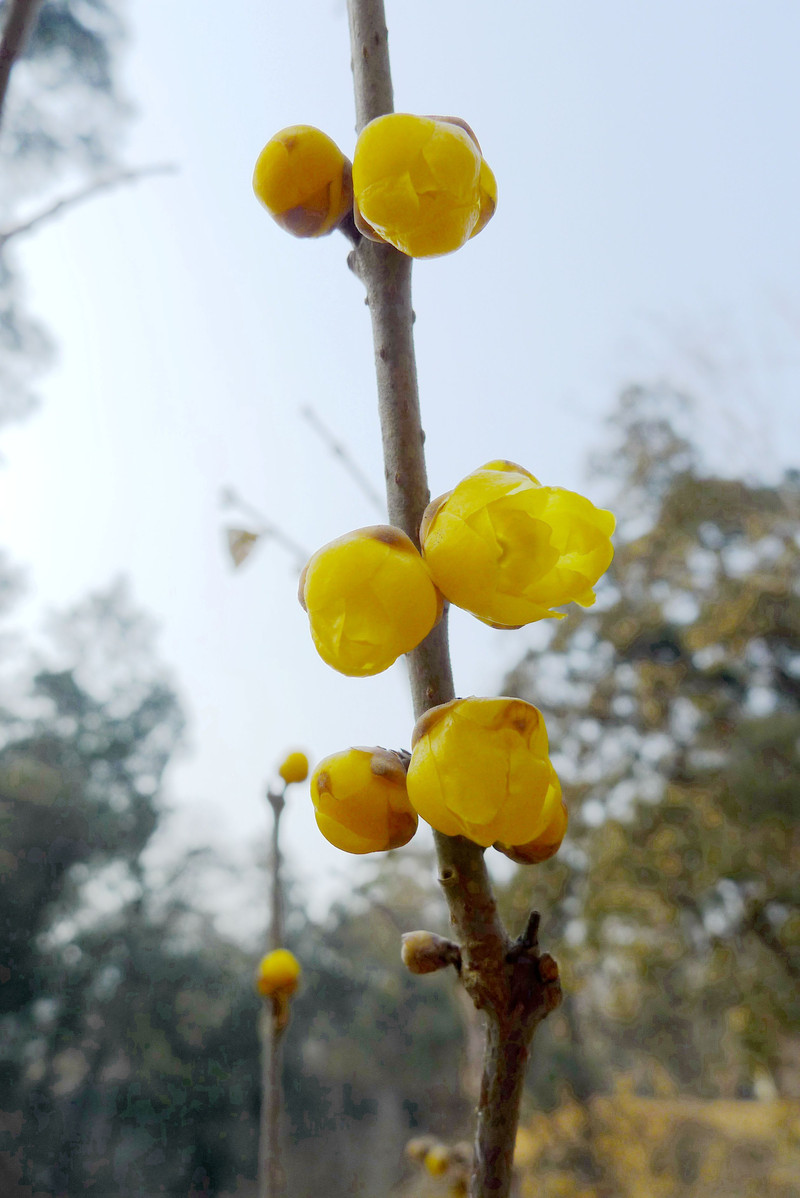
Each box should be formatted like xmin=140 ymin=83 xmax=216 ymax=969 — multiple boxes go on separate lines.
xmin=537 ymin=953 xmax=559 ymax=984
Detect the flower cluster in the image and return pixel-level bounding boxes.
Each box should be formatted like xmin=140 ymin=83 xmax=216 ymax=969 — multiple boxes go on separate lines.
xmin=254 ymin=114 xmax=496 ymax=258
xmin=291 ymin=458 xmax=611 ymax=861
xmin=254 ymin=116 xmax=615 ymax=865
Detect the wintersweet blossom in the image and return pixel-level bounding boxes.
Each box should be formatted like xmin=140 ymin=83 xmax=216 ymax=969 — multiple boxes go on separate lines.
xmin=311 ymin=746 xmax=418 ymax=854
xmin=255 ymin=949 xmax=301 ymax=998
xmin=352 ymin=113 xmax=495 ymax=257
xmin=420 ymin=460 xmax=615 ymax=628
xmin=253 ymin=125 xmax=353 ymax=237
xmin=494 ymin=783 xmax=567 ymax=865
xmin=299 ymin=525 xmax=442 ymax=677
xmin=406 ymin=696 xmax=560 ymax=848
xmin=278 ymin=750 xmax=309 ymax=785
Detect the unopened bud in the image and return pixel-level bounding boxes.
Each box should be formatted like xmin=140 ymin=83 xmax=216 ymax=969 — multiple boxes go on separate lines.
xmin=424 ymin=1144 xmax=451 ymax=1177
xmin=401 ymin=930 xmax=461 ymax=975
xmin=406 ymin=1135 xmax=437 ymax=1164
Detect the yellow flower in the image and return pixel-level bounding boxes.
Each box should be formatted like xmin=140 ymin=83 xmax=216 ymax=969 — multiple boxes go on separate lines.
xmin=407 ymin=697 xmax=560 ymax=848
xmin=253 ymin=125 xmax=353 ymax=237
xmin=471 ymin=158 xmax=497 ymax=238
xmin=495 ymin=788 xmax=567 ymax=865
xmin=299 ymin=525 xmax=442 ymax=677
xmin=352 ymin=113 xmax=494 ymax=258
xmin=424 ymin=1145 xmax=452 ymax=1177
xmin=255 ymin=948 xmax=301 ymax=998
xmin=420 ymin=460 xmax=615 ymax=627
xmin=278 ymin=750 xmax=309 ymax=785
xmin=311 ymin=746 xmax=418 ymax=854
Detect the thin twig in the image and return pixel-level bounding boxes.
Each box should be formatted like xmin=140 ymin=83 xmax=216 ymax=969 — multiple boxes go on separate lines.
xmin=0 ymin=0 xmax=42 ymax=126
xmin=345 ymin=4 xmax=561 ymax=1196
xmin=301 ymin=404 xmax=385 ymax=514
xmin=0 ymin=165 xmax=177 ymax=249
xmin=221 ymin=487 xmax=309 ymax=573
xmin=258 ymin=785 xmax=288 ymax=1198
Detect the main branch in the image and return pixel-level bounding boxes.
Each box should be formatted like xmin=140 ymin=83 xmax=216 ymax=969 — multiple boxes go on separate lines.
xmin=345 ymin=3 xmax=561 ymax=1196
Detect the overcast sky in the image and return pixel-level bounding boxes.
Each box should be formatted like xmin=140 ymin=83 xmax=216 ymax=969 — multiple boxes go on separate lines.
xmin=2 ymin=0 xmax=799 ymax=933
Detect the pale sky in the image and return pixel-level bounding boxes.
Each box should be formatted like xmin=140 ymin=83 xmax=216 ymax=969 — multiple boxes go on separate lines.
xmin=2 ymin=0 xmax=799 ymax=934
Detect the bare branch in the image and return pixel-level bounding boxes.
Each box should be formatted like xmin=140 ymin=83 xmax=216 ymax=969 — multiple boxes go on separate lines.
xmin=0 ymin=0 xmax=42 ymax=126
xmin=0 ymin=165 xmax=177 ymax=250
xmin=345 ymin=3 xmax=562 ymax=1196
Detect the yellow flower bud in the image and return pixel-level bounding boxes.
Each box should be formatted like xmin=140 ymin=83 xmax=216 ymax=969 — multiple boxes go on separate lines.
xmin=495 ymin=788 xmax=568 ymax=865
xmin=278 ymin=750 xmax=309 ymax=785
xmin=255 ymin=948 xmax=301 ymax=998
xmin=406 ymin=1136 xmax=437 ymax=1164
xmin=299 ymin=525 xmax=443 ymax=677
xmin=420 ymin=460 xmax=615 ymax=628
xmin=407 ymin=697 xmax=560 ymax=848
xmin=311 ymin=747 xmax=418 ymax=854
xmin=401 ymin=930 xmax=461 ymax=974
xmin=424 ymin=1145 xmax=452 ymax=1177
xmin=253 ymin=125 xmax=353 ymax=238
xmin=352 ymin=113 xmax=495 ymax=258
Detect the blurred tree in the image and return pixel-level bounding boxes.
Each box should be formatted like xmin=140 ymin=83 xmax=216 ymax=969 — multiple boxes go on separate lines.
xmin=0 ymin=0 xmax=129 ymax=426
xmin=502 ymin=384 xmax=800 ymax=1105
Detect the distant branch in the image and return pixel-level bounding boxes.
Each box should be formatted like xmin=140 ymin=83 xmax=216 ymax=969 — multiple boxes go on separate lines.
xmin=301 ymin=404 xmax=385 ymax=514
xmin=0 ymin=165 xmax=177 ymax=250
xmin=0 ymin=0 xmax=42 ymax=126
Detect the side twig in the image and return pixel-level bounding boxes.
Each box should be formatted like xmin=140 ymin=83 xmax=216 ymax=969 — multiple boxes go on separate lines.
xmin=345 ymin=3 xmax=562 ymax=1196
xmin=0 ymin=165 xmax=177 ymax=250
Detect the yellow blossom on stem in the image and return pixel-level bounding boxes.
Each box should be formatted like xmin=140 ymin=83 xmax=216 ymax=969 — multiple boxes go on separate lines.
xmin=255 ymin=948 xmax=301 ymax=998
xmin=278 ymin=750 xmax=309 ymax=785
xmin=253 ymin=125 xmax=353 ymax=237
xmin=352 ymin=113 xmax=495 ymax=258
xmin=495 ymin=783 xmax=567 ymax=865
xmin=299 ymin=525 xmax=442 ymax=677
xmin=311 ymin=746 xmax=417 ymax=854
xmin=407 ymin=697 xmax=560 ymax=848
xmin=420 ymin=460 xmax=615 ymax=628
xmin=424 ymin=1145 xmax=452 ymax=1177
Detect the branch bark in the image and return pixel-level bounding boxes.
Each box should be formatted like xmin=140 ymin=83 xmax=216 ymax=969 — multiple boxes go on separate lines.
xmin=0 ymin=0 xmax=42 ymax=127
xmin=345 ymin=3 xmax=561 ymax=1195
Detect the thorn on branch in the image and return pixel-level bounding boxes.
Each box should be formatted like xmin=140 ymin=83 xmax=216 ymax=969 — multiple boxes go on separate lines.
xmin=506 ymin=910 xmax=540 ymax=960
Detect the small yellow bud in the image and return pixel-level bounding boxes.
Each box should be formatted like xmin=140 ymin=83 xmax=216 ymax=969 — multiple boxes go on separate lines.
xmin=278 ymin=750 xmax=309 ymax=785
xmin=401 ymin=930 xmax=461 ymax=974
xmin=299 ymin=525 xmax=443 ymax=677
xmin=420 ymin=461 xmax=615 ymax=628
xmin=352 ymin=113 xmax=495 ymax=258
xmin=495 ymin=793 xmax=568 ymax=865
xmin=407 ymin=697 xmax=560 ymax=848
xmin=253 ymin=125 xmax=353 ymax=237
xmin=424 ymin=1145 xmax=452 ymax=1177
xmin=255 ymin=949 xmax=301 ymax=998
xmin=311 ymin=747 xmax=417 ymax=854
xmin=406 ymin=1135 xmax=437 ymax=1164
